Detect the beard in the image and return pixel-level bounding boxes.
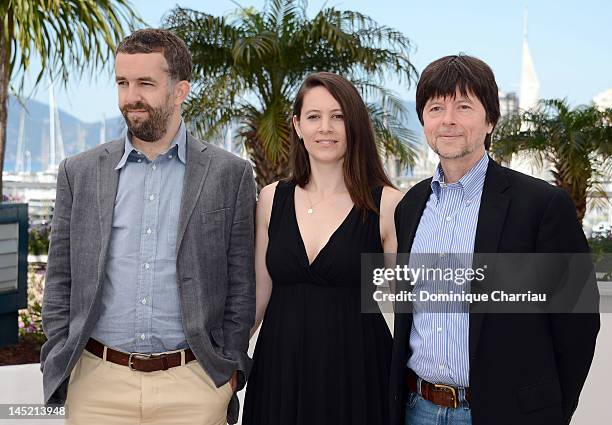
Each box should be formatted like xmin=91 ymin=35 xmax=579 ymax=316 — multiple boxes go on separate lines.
xmin=433 ymin=144 xmax=473 ymax=160
xmin=120 ymin=95 xmax=173 ymax=142
xmin=431 ymin=136 xmax=475 ymax=160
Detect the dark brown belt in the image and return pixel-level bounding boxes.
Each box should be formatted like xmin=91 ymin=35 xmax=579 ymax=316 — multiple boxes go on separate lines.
xmin=85 ymin=338 xmax=196 ymax=372
xmin=405 ymin=369 xmax=471 ymax=408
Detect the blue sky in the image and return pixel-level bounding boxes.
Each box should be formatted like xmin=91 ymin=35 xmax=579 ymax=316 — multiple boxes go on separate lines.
xmin=16 ymin=0 xmax=612 ymax=123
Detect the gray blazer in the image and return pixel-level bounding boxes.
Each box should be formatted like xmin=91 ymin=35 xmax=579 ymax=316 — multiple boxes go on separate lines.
xmin=41 ymin=134 xmax=256 ymax=424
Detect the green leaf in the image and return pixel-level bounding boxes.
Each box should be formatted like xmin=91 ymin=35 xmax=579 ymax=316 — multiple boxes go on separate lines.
xmin=164 ymin=0 xmax=419 ymax=185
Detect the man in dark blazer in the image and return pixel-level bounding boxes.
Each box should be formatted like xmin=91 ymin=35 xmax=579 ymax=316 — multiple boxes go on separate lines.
xmin=389 ymin=54 xmax=599 ymax=425
xmin=41 ymin=29 xmax=255 ymax=424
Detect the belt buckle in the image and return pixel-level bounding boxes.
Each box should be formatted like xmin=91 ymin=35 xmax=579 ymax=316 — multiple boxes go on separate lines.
xmin=128 ymin=352 xmax=152 ymax=371
xmin=433 ymin=383 xmax=458 ymax=408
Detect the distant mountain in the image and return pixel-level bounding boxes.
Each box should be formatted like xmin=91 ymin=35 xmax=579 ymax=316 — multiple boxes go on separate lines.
xmin=5 ymin=95 xmax=125 ymax=172
xmin=4 ymin=96 xmax=424 ymax=172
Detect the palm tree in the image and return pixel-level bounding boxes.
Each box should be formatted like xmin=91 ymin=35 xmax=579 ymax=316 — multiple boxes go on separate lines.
xmin=164 ymin=0 xmax=420 ymax=188
xmin=0 ymin=0 xmax=140 ymax=195
xmin=492 ymin=99 xmax=612 ymax=222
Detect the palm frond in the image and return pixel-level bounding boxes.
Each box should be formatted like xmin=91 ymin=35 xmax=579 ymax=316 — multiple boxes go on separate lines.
xmin=368 ymin=103 xmax=419 ymax=167
xmin=3 ymin=0 xmax=140 ymax=90
xmin=492 ymin=98 xmax=612 ymax=221
xmin=253 ymin=99 xmax=291 ymax=163
xmin=165 ymin=0 xmax=420 ymax=185
xmin=353 ymin=79 xmax=409 ymax=122
xmin=183 ymin=69 xmax=247 ymax=139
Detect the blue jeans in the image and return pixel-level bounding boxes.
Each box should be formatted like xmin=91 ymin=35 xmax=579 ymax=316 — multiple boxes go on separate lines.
xmin=405 ymin=390 xmax=472 ymax=425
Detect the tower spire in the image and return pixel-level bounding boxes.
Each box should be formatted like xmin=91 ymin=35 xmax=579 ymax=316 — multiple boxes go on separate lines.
xmin=519 ymin=6 xmax=540 ymax=112
xmin=15 ymin=107 xmax=26 ymax=173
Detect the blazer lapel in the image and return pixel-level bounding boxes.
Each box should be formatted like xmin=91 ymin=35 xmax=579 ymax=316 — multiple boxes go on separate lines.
xmin=176 ymin=134 xmax=211 ymax=253
xmin=96 ymin=141 xmax=124 ymax=284
xmin=469 ymin=159 xmax=511 ymax=359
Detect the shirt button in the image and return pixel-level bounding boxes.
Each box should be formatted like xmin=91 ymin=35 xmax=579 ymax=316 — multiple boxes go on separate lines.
xmin=152 ymin=164 xmax=157 ymax=170
xmin=149 ymin=194 xmax=155 ymax=201
xmin=445 ymin=216 xmax=452 ymax=222
xmin=437 ymin=327 xmax=443 ymax=332
xmin=137 ymin=159 xmax=142 ymax=163
xmin=141 ymin=298 xmax=147 ymax=305
xmin=146 ymin=228 xmax=152 ymax=235
xmin=439 ymin=364 xmax=445 ymax=370
xmin=140 ymin=334 xmax=146 ymax=340
xmin=144 ymin=263 xmax=150 ymax=269
xmin=168 ymin=155 xmax=173 ymax=159
xmin=466 ymin=199 xmax=472 ymax=205
xmin=440 ymin=253 xmax=446 ymax=258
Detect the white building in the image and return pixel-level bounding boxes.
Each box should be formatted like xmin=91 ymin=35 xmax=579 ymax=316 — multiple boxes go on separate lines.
xmin=593 ymin=89 xmax=612 ymax=110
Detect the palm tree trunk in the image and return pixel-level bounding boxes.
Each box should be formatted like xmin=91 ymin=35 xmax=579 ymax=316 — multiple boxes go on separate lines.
xmin=553 ymin=162 xmax=588 ymax=224
xmin=572 ymin=184 xmax=588 ymax=224
xmin=0 ymin=31 xmax=11 ymax=199
xmin=242 ymin=130 xmax=289 ymax=189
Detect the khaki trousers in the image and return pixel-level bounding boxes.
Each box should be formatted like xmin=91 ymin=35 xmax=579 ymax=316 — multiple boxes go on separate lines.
xmin=64 ymin=349 xmax=233 ymax=425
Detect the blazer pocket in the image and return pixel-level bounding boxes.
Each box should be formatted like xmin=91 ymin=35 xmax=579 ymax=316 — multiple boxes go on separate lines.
xmin=516 ymin=378 xmax=562 ymax=413
xmin=210 ymin=326 xmax=225 ymax=347
xmin=200 ymin=208 xmax=228 ymax=246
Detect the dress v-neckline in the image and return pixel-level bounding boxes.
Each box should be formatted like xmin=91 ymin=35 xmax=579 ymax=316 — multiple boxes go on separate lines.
xmin=292 ymin=185 xmax=355 ymax=267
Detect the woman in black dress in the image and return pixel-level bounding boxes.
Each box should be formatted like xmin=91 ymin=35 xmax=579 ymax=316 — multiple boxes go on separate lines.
xmin=243 ymin=72 xmax=403 ymax=425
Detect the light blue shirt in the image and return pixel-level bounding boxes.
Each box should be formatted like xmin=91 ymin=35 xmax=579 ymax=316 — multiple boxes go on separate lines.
xmin=91 ymin=122 xmax=188 ymax=353
xmin=407 ymin=153 xmax=489 ymax=387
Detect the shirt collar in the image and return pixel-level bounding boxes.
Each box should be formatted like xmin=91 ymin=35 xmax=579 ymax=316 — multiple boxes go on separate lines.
xmin=115 ymin=120 xmax=187 ymax=170
xmin=431 ymin=153 xmax=489 ymax=201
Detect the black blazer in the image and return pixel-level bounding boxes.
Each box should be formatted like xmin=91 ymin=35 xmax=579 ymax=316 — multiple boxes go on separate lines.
xmin=389 ymin=158 xmax=600 ymax=425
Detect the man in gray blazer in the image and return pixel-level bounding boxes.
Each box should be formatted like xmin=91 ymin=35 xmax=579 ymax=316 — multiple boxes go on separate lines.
xmin=41 ymin=28 xmax=255 ymax=425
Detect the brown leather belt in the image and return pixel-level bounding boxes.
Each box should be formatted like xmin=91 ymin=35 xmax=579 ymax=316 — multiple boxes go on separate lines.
xmin=85 ymin=338 xmax=196 ymax=372
xmin=405 ymin=369 xmax=471 ymax=408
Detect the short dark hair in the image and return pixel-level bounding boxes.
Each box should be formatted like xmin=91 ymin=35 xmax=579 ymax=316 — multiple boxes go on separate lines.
xmin=416 ymin=54 xmax=500 ymax=150
xmin=289 ymin=72 xmax=393 ymax=215
xmin=116 ymin=28 xmax=192 ymax=82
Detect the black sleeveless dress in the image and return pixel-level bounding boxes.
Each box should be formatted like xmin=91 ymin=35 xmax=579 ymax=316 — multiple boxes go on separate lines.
xmin=242 ymin=181 xmax=392 ymax=425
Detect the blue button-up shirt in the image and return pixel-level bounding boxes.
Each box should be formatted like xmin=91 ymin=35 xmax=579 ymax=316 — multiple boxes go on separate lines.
xmin=91 ymin=122 xmax=188 ymax=353
xmin=407 ymin=153 xmax=489 ymax=387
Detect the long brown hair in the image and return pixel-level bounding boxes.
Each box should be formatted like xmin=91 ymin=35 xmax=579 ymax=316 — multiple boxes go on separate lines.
xmin=289 ymin=72 xmax=394 ymax=214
